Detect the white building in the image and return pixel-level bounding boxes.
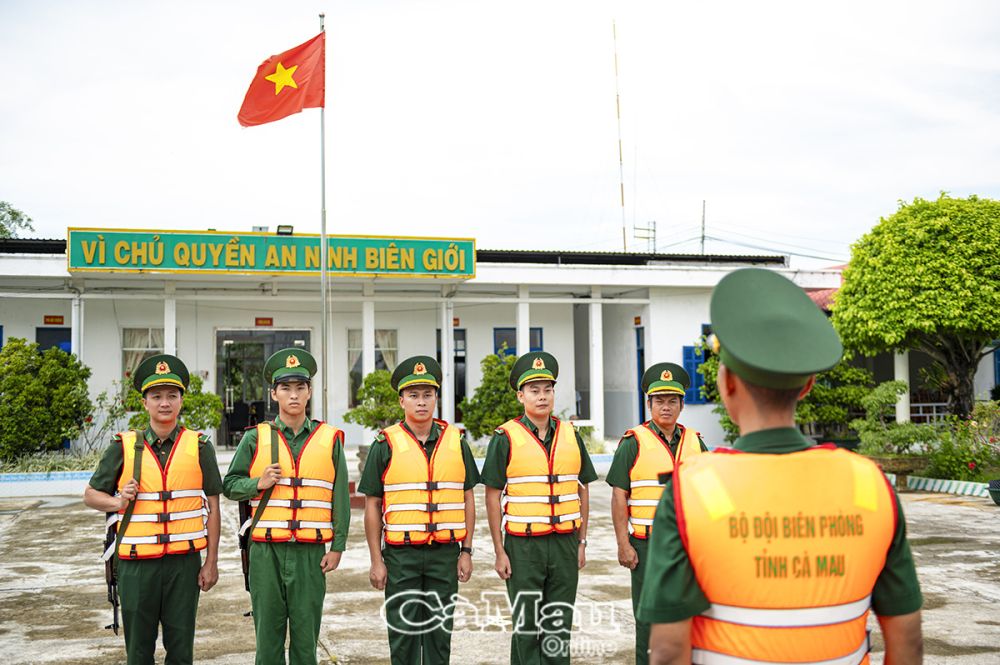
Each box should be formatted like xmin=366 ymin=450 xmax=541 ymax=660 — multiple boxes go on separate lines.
xmin=0 ymin=230 xmax=846 ymax=449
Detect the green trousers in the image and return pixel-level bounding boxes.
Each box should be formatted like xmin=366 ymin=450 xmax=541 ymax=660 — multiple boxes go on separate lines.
xmin=249 ymin=541 xmax=327 ymax=665
xmin=504 ymin=533 xmax=579 ymax=665
xmin=118 ymin=550 xmax=202 ymax=665
xmin=629 ymin=535 xmax=650 ymax=665
xmin=383 ymin=542 xmax=460 ymax=665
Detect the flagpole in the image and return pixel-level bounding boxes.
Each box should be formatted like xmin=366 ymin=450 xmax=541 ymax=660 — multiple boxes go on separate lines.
xmin=318 ymin=12 xmax=330 ymax=421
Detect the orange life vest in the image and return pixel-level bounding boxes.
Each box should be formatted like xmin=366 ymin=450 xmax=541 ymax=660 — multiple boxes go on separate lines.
xmin=381 ymin=420 xmax=467 ymax=546
xmin=244 ymin=421 xmax=340 ymax=543
xmin=626 ymin=423 xmax=702 ymax=539
xmin=675 ymin=445 xmax=896 ymax=665
xmin=501 ymin=418 xmax=582 ymax=536
xmin=109 ymin=429 xmax=207 ymax=560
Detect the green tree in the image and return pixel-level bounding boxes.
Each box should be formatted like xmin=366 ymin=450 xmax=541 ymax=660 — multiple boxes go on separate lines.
xmin=459 ymin=348 xmax=522 ymax=439
xmin=343 ymin=369 xmax=403 ymax=430
xmin=699 ymin=350 xmax=875 ymax=443
xmin=0 ymin=202 xmax=34 ymax=238
xmin=126 ymin=375 xmax=223 ymax=432
xmin=0 ymin=338 xmax=92 ymax=460
xmin=832 ymin=194 xmax=1000 ymax=418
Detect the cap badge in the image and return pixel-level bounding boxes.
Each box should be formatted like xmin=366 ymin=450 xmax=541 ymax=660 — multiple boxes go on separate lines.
xmin=660 ymin=370 xmax=673 ymax=382
xmin=286 ymin=355 xmax=300 ymax=368
xmin=155 ymin=361 xmax=170 ymax=375
xmin=414 ymin=362 xmax=427 ymax=375
xmin=708 ymin=334 xmax=721 ymax=354
xmin=532 ymin=357 xmax=545 ymax=370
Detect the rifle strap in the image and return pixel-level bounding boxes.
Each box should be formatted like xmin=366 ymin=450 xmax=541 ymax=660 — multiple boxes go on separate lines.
xmin=112 ymin=432 xmax=145 ymax=564
xmin=245 ymin=424 xmax=280 ymax=538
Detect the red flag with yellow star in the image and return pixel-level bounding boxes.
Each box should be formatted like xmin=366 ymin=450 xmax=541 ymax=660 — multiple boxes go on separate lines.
xmin=238 ymin=33 xmax=325 ymax=127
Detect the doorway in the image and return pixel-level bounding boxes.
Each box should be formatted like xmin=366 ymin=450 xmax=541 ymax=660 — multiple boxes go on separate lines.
xmin=216 ymin=329 xmax=311 ymax=448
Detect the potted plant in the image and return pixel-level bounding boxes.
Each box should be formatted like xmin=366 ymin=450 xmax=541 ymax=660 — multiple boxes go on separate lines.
xmin=852 ymin=381 xmax=936 ymax=491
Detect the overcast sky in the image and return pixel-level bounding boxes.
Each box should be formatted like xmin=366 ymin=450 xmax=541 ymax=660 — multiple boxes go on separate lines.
xmin=2 ymin=0 xmax=999 ymax=269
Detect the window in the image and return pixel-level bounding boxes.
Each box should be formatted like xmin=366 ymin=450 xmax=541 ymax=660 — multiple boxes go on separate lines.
xmin=347 ymin=329 xmax=398 ymax=407
xmin=122 ymin=327 xmax=164 ymax=378
xmin=682 ymin=345 xmax=707 ymax=405
xmin=493 ymin=327 xmax=543 ymax=356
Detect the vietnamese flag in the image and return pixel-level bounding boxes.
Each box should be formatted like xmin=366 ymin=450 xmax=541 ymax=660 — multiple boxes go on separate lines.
xmin=238 ymin=33 xmax=325 ymax=127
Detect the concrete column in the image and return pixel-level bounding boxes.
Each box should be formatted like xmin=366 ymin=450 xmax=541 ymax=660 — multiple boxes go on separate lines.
xmin=362 ymin=284 xmax=375 ymax=378
xmin=588 ymin=286 xmax=605 ymax=439
xmin=164 ymin=297 xmax=177 ymax=355
xmin=439 ymin=293 xmax=455 ymax=423
xmin=894 ymin=351 xmax=911 ymax=423
xmin=70 ymin=294 xmax=83 ymax=360
xmin=516 ymin=285 xmax=530 ymax=355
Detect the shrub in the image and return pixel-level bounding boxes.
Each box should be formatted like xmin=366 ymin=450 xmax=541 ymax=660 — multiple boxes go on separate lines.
xmin=926 ymin=424 xmax=987 ymax=481
xmin=459 ymin=348 xmax=522 ymax=439
xmin=852 ymin=381 xmax=939 ymax=456
xmin=0 ymin=339 xmax=92 ymax=461
xmin=77 ymin=379 xmax=132 ymax=452
xmin=343 ymin=369 xmax=403 ymax=430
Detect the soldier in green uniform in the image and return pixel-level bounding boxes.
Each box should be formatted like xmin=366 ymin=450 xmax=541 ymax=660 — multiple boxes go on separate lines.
xmin=358 ymin=355 xmax=480 ymax=665
xmin=606 ymin=362 xmax=709 ymax=665
xmin=84 ymin=354 xmax=222 ymax=665
xmin=639 ymin=268 xmax=923 ymax=664
xmin=223 ymin=349 xmax=350 ymax=665
xmin=482 ymin=351 xmax=598 ymax=665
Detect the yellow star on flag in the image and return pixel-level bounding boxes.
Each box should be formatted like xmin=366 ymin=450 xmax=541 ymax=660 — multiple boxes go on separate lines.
xmin=265 ymin=62 xmax=299 ymax=95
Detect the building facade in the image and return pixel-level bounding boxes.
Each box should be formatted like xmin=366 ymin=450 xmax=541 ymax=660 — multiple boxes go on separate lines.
xmin=1 ymin=231 xmax=847 ymax=449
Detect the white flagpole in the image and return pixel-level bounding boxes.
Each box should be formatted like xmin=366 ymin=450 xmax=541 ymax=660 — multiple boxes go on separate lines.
xmin=319 ymin=13 xmax=330 ymax=421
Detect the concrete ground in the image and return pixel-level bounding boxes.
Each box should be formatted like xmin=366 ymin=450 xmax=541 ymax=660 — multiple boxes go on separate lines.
xmin=0 ymin=487 xmax=997 ymax=664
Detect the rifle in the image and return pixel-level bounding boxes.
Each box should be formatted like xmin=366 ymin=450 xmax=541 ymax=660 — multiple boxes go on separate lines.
xmin=100 ymin=431 xmax=143 ymax=635
xmin=236 ymin=423 xmax=279 ymax=616
xmin=103 ymin=513 xmax=120 ymax=635
xmin=238 ymin=499 xmax=253 ymax=593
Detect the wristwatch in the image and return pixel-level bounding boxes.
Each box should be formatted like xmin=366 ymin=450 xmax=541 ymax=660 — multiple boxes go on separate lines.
xmin=579 ymin=538 xmax=588 ymax=548
xmin=459 ymin=546 xmax=474 ymax=556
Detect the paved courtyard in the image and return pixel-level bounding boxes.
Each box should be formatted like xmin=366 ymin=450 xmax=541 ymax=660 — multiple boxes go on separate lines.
xmin=0 ymin=485 xmax=998 ymax=663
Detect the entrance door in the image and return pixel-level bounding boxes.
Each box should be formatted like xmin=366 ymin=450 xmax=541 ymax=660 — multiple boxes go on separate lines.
xmin=216 ymin=330 xmax=311 ymax=448
xmin=635 ymin=326 xmax=645 ymax=423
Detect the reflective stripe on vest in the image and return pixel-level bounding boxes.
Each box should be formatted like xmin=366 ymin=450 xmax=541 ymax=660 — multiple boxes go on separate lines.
xmin=382 ymin=420 xmax=467 ymax=545
xmin=627 ymin=423 xmax=702 ymax=539
xmin=501 ymin=418 xmax=582 ymax=536
xmin=676 ymin=446 xmax=895 ymax=664
xmin=112 ymin=429 xmax=207 ymax=560
xmin=246 ymin=422 xmax=339 ymax=543
xmin=693 ymin=633 xmax=871 ymax=665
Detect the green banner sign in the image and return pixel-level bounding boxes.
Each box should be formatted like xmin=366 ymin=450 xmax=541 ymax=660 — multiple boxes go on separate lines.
xmin=67 ymin=228 xmax=476 ymax=278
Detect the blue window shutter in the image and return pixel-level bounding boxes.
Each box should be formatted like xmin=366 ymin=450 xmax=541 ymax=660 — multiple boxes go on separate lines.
xmin=683 ymin=345 xmax=706 ymax=404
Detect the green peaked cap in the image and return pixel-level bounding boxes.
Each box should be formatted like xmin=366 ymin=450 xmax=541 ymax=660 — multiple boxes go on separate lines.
xmin=710 ymin=268 xmax=843 ymax=389
xmin=509 ymin=351 xmax=559 ymax=390
xmin=264 ymin=348 xmax=317 ymax=384
xmin=641 ymin=362 xmax=689 ymax=396
xmin=391 ymin=355 xmax=442 ymax=392
xmin=134 ymin=354 xmax=189 ymax=394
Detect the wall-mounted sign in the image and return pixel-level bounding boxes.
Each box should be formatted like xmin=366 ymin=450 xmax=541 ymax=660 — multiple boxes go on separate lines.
xmin=44 ymin=315 xmax=65 ymax=325
xmin=634 ymin=316 xmax=642 ymax=326
xmin=67 ymin=228 xmax=476 ymax=279
xmin=453 ymin=317 xmax=460 ymax=327
xmin=255 ymin=317 xmax=274 ymax=327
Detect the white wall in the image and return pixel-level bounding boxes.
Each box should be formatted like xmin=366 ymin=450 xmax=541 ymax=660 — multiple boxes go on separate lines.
xmin=0 ymin=297 xmax=71 ymax=346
